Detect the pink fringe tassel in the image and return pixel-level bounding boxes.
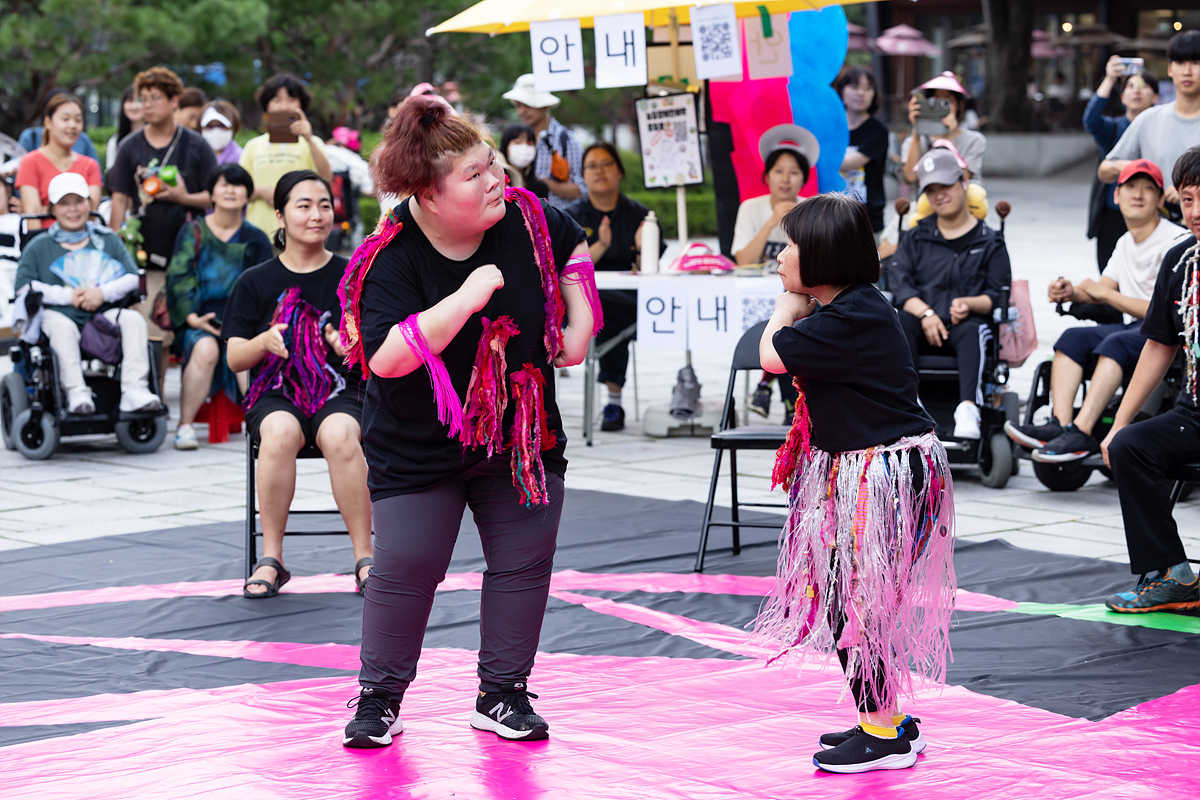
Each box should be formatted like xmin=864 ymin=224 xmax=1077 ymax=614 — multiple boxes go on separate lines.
xmin=770 ymin=378 xmax=813 ymax=492
xmin=396 ymin=314 xmax=463 ymax=437
xmin=508 ymin=364 xmax=556 ymax=507
xmin=562 ymin=254 xmax=604 ymax=337
xmin=338 ymin=207 xmax=405 ymax=378
xmin=505 ymin=185 xmax=566 ymax=361
xmin=754 ymin=432 xmax=957 ymax=713
xmin=462 ymin=316 xmax=520 ymax=457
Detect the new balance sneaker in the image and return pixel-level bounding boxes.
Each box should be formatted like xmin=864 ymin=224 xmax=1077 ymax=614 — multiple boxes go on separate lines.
xmin=749 ymin=381 xmax=771 ymax=418
xmin=1105 ymin=571 xmax=1200 ymax=614
xmin=600 ymin=403 xmax=625 ymax=432
xmin=812 ymin=727 xmax=917 ymax=774
xmin=1031 ymin=424 xmax=1100 ymax=463
xmin=1004 ymin=419 xmax=1065 ymax=450
xmin=342 ymin=687 xmax=403 ymax=748
xmin=470 ymin=682 xmax=549 ymax=741
xmin=820 ymin=715 xmax=925 ymax=753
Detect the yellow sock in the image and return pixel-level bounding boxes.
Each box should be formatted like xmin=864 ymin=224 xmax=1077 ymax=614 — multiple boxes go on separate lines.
xmin=861 ymin=721 xmax=899 ymax=739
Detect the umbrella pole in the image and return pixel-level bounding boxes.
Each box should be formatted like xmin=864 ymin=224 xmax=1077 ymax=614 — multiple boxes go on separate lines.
xmin=668 ymin=9 xmax=689 ymax=246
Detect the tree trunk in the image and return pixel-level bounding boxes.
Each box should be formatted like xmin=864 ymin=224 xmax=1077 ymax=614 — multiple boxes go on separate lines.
xmin=982 ymin=0 xmax=1035 ymax=131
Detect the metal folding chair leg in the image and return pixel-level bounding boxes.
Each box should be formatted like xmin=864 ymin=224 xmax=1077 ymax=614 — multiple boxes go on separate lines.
xmin=729 ymin=450 xmax=741 ymax=555
xmin=695 ymin=448 xmax=725 ymax=573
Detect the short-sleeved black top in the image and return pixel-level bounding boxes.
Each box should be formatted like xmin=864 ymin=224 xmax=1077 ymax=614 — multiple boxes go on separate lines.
xmin=564 ymin=194 xmax=658 ymax=270
xmin=359 ymin=197 xmax=587 ymax=499
xmin=849 ymin=117 xmax=889 ymax=232
xmin=772 ymin=283 xmax=934 ymax=453
xmin=222 ymin=254 xmax=356 ymax=389
xmin=1141 ymin=235 xmax=1199 ymax=410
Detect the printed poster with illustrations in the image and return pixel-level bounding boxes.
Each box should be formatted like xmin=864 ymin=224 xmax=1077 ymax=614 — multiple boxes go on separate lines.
xmin=635 ymin=94 xmax=703 ymax=189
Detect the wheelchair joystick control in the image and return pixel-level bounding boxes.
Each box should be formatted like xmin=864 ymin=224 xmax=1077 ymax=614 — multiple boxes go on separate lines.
xmin=894 ymin=198 xmax=911 ymax=216
xmin=995 ymin=201 xmax=1011 ymax=219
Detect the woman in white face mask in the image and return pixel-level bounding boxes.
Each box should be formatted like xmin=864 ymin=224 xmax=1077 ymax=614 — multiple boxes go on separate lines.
xmin=499 ymin=124 xmax=549 ymax=199
xmin=201 ymin=100 xmax=243 ymax=166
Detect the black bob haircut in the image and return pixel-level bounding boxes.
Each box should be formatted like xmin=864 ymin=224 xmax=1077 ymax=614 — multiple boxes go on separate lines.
xmin=257 ymin=73 xmax=312 ymax=113
xmin=582 ymin=142 xmax=625 ymax=176
xmin=1168 ymin=30 xmax=1200 ymax=63
xmin=762 ymin=149 xmax=811 ymax=187
xmin=271 ymin=170 xmax=332 ymax=249
xmin=206 ymin=163 xmax=254 ymax=197
xmin=832 ymin=66 xmax=880 ymax=116
xmin=1172 ymin=146 xmax=1200 ymax=192
xmin=781 ymin=194 xmax=879 ymax=287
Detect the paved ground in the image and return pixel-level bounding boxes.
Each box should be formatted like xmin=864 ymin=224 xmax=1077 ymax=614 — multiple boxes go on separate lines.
xmin=2 ymin=161 xmax=1197 ymax=577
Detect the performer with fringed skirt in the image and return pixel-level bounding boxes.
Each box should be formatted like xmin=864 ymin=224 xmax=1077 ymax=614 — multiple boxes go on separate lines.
xmin=755 ymin=194 xmax=956 ymax=774
xmin=339 ymin=96 xmax=601 ymax=748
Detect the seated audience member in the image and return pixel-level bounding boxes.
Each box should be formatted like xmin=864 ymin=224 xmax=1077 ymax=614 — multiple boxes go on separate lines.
xmin=15 ymin=92 xmax=102 ymax=214
xmin=166 ymin=163 xmax=273 ymax=451
xmin=906 ymin=138 xmax=988 ymax=227
xmin=18 ymin=89 xmax=101 ymax=165
xmin=887 ymin=147 xmax=1011 ymax=440
xmin=13 ymin=173 xmax=161 ymax=414
xmin=499 ymin=124 xmax=548 ymax=198
xmin=1007 ymin=159 xmax=1187 ymax=462
xmin=200 ymin=100 xmax=244 ymax=165
xmin=565 ymin=143 xmax=663 ymax=432
xmin=240 ymin=73 xmax=333 ymax=238
xmin=1100 ymin=145 xmax=1200 ymax=614
xmin=223 ymin=170 xmax=371 ymax=598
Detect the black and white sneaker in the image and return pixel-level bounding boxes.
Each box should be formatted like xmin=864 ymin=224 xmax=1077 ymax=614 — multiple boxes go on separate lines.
xmin=812 ymin=727 xmax=917 ymax=774
xmin=342 ymin=687 xmax=403 ymax=748
xmin=1004 ymin=419 xmax=1065 ymax=450
xmin=1031 ymin=424 xmax=1101 ymax=463
xmin=470 ymin=682 xmax=549 ymax=741
xmin=819 ymin=715 xmax=926 ymax=753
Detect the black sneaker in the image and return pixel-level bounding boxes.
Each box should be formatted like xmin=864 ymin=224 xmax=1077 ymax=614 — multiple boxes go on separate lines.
xmin=1031 ymin=424 xmax=1100 ymax=463
xmin=812 ymin=727 xmax=917 ymax=774
xmin=1004 ymin=418 xmax=1065 ymax=450
xmin=343 ymin=687 xmax=403 ymax=748
xmin=820 ymin=715 xmax=925 ymax=753
xmin=470 ymin=682 xmax=549 ymax=741
xmin=749 ymin=381 xmax=771 ymax=418
xmin=600 ymin=403 xmax=625 ymax=432
xmin=1105 ymin=571 xmax=1200 ymax=613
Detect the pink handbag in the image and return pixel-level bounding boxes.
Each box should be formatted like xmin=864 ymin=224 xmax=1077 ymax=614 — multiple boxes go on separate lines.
xmin=997 ymin=279 xmax=1037 ymax=367
xmin=666 ymin=242 xmax=736 ymax=274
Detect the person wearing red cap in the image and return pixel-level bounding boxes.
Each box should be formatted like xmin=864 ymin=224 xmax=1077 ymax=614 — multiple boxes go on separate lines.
xmin=901 ymin=72 xmax=986 ymax=192
xmin=1006 ymin=159 xmax=1187 ymax=462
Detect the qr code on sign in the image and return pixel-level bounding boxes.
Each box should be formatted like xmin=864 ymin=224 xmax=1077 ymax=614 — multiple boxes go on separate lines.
xmin=698 ymin=21 xmax=734 ymax=62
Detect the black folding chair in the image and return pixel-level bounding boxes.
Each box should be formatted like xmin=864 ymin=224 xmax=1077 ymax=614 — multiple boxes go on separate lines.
xmin=244 ymin=436 xmax=351 ymax=579
xmin=694 ymin=320 xmax=790 ymax=572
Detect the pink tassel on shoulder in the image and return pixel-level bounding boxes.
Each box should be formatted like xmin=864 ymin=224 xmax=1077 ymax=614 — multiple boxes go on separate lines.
xmin=562 ymin=253 xmax=604 ymax=337
xmin=505 ymin=185 xmax=567 ymax=360
xmin=338 ymin=207 xmax=404 ymax=378
xmin=396 ymin=314 xmax=464 ymax=437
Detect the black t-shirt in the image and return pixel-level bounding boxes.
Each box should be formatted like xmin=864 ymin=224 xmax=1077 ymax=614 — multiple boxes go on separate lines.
xmin=359 ymin=197 xmax=587 ymax=499
xmin=849 ymin=117 xmax=888 ymax=232
xmin=772 ymin=284 xmax=934 ymax=453
xmin=564 ymin=194 xmax=660 ymax=270
xmin=108 ymin=127 xmax=217 ymax=269
xmin=222 ymin=254 xmax=357 ymax=390
xmin=1141 ymin=235 xmax=1199 ymax=410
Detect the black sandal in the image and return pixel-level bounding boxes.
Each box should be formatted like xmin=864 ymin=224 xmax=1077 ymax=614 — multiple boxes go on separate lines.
xmin=354 ymin=556 xmax=374 ymax=595
xmin=243 ymin=557 xmax=291 ymax=599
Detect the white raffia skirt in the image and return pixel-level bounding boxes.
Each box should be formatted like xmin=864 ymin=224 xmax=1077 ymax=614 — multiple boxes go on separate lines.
xmin=753 ymin=432 xmax=957 ymax=711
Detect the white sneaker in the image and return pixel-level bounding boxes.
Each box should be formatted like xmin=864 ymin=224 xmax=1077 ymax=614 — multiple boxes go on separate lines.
xmin=953 ymin=401 xmax=981 ymax=439
xmin=119 ymin=387 xmax=163 ymax=413
xmin=174 ymin=424 xmax=199 ymax=451
xmin=66 ymin=387 xmax=95 ymax=415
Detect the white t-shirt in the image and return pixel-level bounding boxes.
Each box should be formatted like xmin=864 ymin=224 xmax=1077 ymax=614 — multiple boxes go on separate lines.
xmin=731 ymin=194 xmax=789 ymax=263
xmin=1102 ymin=217 xmax=1189 ymax=311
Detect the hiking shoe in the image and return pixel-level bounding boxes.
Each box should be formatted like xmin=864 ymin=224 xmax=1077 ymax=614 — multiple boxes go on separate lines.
xmin=1005 ymin=418 xmax=1065 ymax=450
xmin=600 ymin=403 xmax=625 ymax=432
xmin=1105 ymin=572 xmax=1200 ymax=613
xmin=342 ymin=687 xmax=403 ymax=748
xmin=820 ymin=715 xmax=925 ymax=753
xmin=812 ymin=727 xmax=917 ymax=774
xmin=749 ymin=381 xmax=771 ymax=418
xmin=1031 ymin=424 xmax=1100 ymax=463
xmin=174 ymin=424 xmax=199 ymax=451
xmin=470 ymin=682 xmax=549 ymax=741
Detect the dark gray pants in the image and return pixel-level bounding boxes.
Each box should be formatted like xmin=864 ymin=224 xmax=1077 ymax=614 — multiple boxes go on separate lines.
xmin=358 ymin=457 xmax=564 ymax=697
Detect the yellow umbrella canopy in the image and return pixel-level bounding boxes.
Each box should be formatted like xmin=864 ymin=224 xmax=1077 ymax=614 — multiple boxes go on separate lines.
xmin=428 ymin=0 xmax=876 ymax=36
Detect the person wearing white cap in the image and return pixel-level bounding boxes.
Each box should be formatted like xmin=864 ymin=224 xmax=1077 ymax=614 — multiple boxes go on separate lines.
xmin=901 ymin=71 xmax=986 ymax=191
xmin=13 ymin=172 xmax=162 ymax=415
xmin=200 ymin=100 xmax=244 ymax=166
xmin=502 ymin=74 xmax=584 ymax=209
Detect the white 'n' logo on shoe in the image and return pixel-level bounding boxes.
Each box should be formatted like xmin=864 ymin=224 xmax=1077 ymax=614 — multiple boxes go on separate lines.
xmin=488 ymin=702 xmax=515 ymax=723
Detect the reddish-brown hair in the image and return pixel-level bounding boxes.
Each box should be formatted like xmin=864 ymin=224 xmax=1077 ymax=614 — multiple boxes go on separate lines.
xmin=133 ymin=66 xmax=184 ymax=100
xmin=373 ymin=95 xmax=481 ymax=197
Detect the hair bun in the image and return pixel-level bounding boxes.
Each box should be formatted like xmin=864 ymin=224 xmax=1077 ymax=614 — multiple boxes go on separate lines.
xmin=412 ymin=95 xmax=447 ymax=128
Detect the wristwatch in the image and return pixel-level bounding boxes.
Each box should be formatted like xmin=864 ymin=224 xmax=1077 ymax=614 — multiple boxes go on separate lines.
xmin=921 ymin=308 xmax=936 ymax=319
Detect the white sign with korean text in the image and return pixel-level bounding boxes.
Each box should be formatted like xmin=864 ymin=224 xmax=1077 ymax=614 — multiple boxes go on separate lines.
xmin=594 ymin=13 xmax=647 ymax=88
xmin=636 ymin=277 xmax=689 ymax=351
xmin=687 ymin=277 xmax=742 ymax=352
xmin=745 ymin=15 xmax=793 ymax=80
xmin=531 ymin=19 xmax=585 ymax=92
xmin=691 ymin=4 xmax=742 ymax=80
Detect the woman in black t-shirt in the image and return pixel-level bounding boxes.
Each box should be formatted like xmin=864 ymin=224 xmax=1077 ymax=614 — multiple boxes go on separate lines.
xmin=834 ymin=66 xmax=889 ymax=236
xmin=755 ymin=194 xmax=954 ymax=775
xmin=338 ymin=97 xmax=596 ymax=749
xmin=223 ymin=170 xmax=372 ymax=600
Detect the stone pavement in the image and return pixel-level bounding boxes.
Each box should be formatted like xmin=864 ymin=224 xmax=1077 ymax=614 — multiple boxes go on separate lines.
xmin=2 ymin=161 xmax=1197 ymax=576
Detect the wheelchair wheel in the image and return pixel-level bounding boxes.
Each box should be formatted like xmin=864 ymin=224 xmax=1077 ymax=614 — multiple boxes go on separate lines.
xmin=1033 ymin=460 xmax=1092 ymax=492
xmin=13 ymin=409 xmax=57 ymax=460
xmin=115 ymin=416 xmax=167 ymax=454
xmin=980 ymin=431 xmax=1013 ymax=489
xmin=1 ymin=372 xmax=29 ymax=451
